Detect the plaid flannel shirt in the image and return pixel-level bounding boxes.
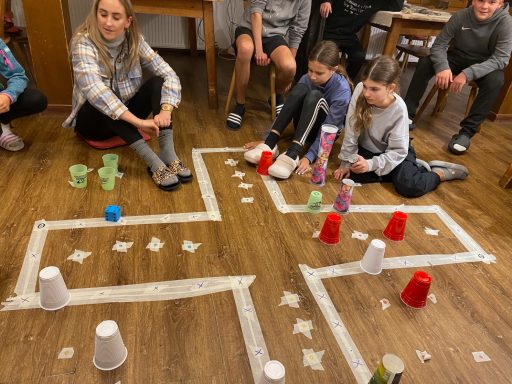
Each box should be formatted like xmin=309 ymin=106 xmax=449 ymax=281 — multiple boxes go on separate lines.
xmin=63 ymin=33 xmax=181 ymax=128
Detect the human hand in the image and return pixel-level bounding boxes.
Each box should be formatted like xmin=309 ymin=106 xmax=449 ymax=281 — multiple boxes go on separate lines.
xmin=320 ymin=2 xmax=332 ymax=18
xmin=243 ymin=140 xmax=264 ymax=150
xmin=255 ymin=50 xmax=270 ymax=66
xmin=333 ymin=166 xmax=350 ymax=180
xmin=435 ymin=69 xmax=453 ymax=90
xmin=450 ymin=72 xmax=467 ymax=93
xmin=137 ymin=118 xmax=160 ymax=136
xmin=0 ymin=93 xmax=11 ymax=114
xmin=350 ymin=156 xmax=369 ymax=173
xmin=154 ymin=110 xmax=172 ymax=128
xmin=295 ymin=157 xmax=311 ymax=175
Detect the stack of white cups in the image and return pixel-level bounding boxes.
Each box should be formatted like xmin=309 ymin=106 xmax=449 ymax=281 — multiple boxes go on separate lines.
xmin=263 ymin=360 xmax=286 ymax=383
xmin=360 ymin=239 xmax=386 ymax=275
xmin=93 ymin=320 xmax=128 ymax=371
xmin=39 ymin=266 xmax=71 ymax=311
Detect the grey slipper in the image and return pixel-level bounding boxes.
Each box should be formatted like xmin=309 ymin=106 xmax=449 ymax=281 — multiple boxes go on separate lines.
xmin=416 ymin=158 xmax=431 ymax=172
xmin=429 ymin=160 xmax=469 ymax=181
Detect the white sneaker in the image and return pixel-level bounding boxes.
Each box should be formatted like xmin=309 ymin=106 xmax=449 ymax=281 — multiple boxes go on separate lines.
xmin=244 ymin=143 xmax=279 ymax=164
xmin=268 ymin=153 xmax=299 ymax=179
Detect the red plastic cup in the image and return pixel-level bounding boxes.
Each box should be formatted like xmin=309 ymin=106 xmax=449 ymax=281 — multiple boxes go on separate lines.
xmin=383 ymin=211 xmax=408 ymax=241
xmin=257 ymin=151 xmax=273 ymax=175
xmin=319 ymin=213 xmax=342 ymax=245
xmin=400 ymin=270 xmax=432 ymax=309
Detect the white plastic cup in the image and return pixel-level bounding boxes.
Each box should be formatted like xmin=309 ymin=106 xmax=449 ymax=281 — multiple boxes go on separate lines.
xmin=360 ymin=239 xmax=386 ymax=275
xmin=263 ymin=360 xmax=285 ymax=383
xmin=39 ymin=266 xmax=71 ymax=311
xmin=93 ymin=320 xmax=128 ymax=371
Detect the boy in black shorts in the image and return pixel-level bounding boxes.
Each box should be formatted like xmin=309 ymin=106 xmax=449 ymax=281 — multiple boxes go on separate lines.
xmin=226 ymin=0 xmax=311 ymax=130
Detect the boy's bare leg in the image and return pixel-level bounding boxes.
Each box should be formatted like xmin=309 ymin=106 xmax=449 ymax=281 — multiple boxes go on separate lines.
xmin=234 ymin=35 xmax=254 ymax=104
xmin=270 ymin=46 xmax=297 ymax=94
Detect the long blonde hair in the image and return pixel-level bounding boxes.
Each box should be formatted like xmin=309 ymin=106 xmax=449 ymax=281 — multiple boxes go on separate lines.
xmin=308 ymin=40 xmax=353 ymax=91
xmin=352 ymin=55 xmax=401 ymax=133
xmin=71 ymin=0 xmax=141 ymax=75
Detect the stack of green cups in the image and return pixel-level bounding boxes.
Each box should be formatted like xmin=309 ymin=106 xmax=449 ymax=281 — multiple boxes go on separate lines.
xmin=102 ymin=154 xmax=119 ymax=173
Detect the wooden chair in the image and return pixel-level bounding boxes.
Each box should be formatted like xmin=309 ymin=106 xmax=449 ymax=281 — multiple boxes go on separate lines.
xmin=224 ymin=62 xmax=277 ymax=121
xmin=413 ymin=81 xmax=480 ymax=131
xmin=0 ymin=0 xmax=34 ymax=84
xmin=395 ymin=35 xmax=430 ymax=70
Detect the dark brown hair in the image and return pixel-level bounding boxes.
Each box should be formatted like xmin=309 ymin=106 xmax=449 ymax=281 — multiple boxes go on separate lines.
xmin=352 ymin=55 xmax=401 ymax=132
xmin=308 ymin=40 xmax=353 ymax=90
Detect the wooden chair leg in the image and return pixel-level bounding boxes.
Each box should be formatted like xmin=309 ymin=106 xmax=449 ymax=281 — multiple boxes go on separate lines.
xmin=413 ymin=84 xmax=438 ymax=124
xmin=499 ymin=163 xmax=512 ymax=188
xmin=224 ymin=67 xmax=236 ymax=116
xmin=269 ymin=63 xmax=276 ymax=121
xmin=432 ymin=88 xmax=449 ymax=116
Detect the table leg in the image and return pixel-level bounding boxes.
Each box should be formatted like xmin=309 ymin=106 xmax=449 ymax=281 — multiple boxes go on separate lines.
xmin=382 ymin=22 xmax=402 ymax=56
xmin=203 ymin=1 xmax=218 ymax=109
xmin=188 ymin=18 xmax=197 ymax=56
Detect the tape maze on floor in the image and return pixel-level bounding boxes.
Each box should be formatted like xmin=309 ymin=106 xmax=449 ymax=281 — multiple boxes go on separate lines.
xmin=1 ymin=147 xmax=496 ymax=384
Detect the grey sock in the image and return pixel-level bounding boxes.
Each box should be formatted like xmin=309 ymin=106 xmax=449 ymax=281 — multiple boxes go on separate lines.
xmin=158 ymin=129 xmax=178 ymax=165
xmin=130 ymin=139 xmax=165 ymax=172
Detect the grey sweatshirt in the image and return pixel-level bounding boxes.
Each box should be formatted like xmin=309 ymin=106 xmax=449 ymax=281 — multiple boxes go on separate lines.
xmin=238 ymin=0 xmax=312 ymax=49
xmin=430 ymin=3 xmax=512 ymax=82
xmin=338 ymin=82 xmax=409 ymax=176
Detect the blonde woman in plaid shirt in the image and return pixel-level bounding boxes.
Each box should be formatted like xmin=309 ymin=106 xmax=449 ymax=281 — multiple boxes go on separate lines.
xmin=63 ymin=0 xmax=191 ymax=191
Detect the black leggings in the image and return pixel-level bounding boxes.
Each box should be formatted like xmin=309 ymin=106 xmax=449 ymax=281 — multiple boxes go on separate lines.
xmin=351 ymin=145 xmax=441 ymax=198
xmin=0 ymin=88 xmax=47 ymax=124
xmin=269 ymin=83 xmax=329 ymax=145
xmin=75 ymin=76 xmax=170 ymax=144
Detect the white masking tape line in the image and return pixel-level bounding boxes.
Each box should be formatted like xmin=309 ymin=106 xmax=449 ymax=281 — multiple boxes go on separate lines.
xmin=300 ymin=264 xmax=371 ymax=383
xmin=233 ymin=285 xmax=269 ymax=384
xmin=15 ymin=229 xmax=48 ymax=296
xmin=347 ymin=205 xmax=439 ymax=214
xmin=434 ymin=206 xmax=485 ymax=253
xmin=287 ymin=205 xmax=336 ymax=213
xmin=312 ymin=252 xmax=495 ymax=280
xmin=40 ymin=212 xmax=213 ymax=231
xmin=192 ymin=151 xmax=220 ymax=215
xmin=193 ymin=147 xmax=245 ymax=154
xmin=3 ymin=275 xmax=256 ymax=311
xmin=262 ymin=176 xmax=288 ymax=211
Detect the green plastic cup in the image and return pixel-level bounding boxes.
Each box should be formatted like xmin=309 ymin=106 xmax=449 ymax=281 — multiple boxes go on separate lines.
xmin=102 ymin=154 xmax=119 ymax=173
xmin=306 ymin=191 xmax=322 ymax=214
xmin=69 ymin=164 xmax=88 ymax=188
xmin=98 ymin=167 xmax=116 ymax=191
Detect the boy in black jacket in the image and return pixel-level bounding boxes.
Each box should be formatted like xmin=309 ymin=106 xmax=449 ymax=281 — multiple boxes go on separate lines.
xmin=320 ymin=0 xmax=404 ymax=79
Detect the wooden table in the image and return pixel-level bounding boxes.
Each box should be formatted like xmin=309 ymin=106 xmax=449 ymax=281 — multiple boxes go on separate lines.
xmin=132 ymin=0 xmax=221 ymax=109
xmin=362 ymin=9 xmax=451 ymax=56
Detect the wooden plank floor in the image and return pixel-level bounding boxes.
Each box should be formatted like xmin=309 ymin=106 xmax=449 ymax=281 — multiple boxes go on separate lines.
xmin=0 ymin=51 xmax=511 ymax=383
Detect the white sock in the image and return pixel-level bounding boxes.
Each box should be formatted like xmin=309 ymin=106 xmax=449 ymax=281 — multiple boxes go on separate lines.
xmin=1 ymin=123 xmax=12 ymax=135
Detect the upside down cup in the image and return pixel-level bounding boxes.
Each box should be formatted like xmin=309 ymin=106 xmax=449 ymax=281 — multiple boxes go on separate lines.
xmin=319 ymin=213 xmax=342 ymax=245
xmin=257 ymin=151 xmax=273 ymax=176
xmin=400 ymin=270 xmax=432 ymax=309
xmin=93 ymin=320 xmax=128 ymax=371
xmin=383 ymin=211 xmax=408 ymax=241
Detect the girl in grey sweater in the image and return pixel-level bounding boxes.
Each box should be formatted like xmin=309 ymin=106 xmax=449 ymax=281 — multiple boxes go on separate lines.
xmin=335 ymin=56 xmax=469 ymax=198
